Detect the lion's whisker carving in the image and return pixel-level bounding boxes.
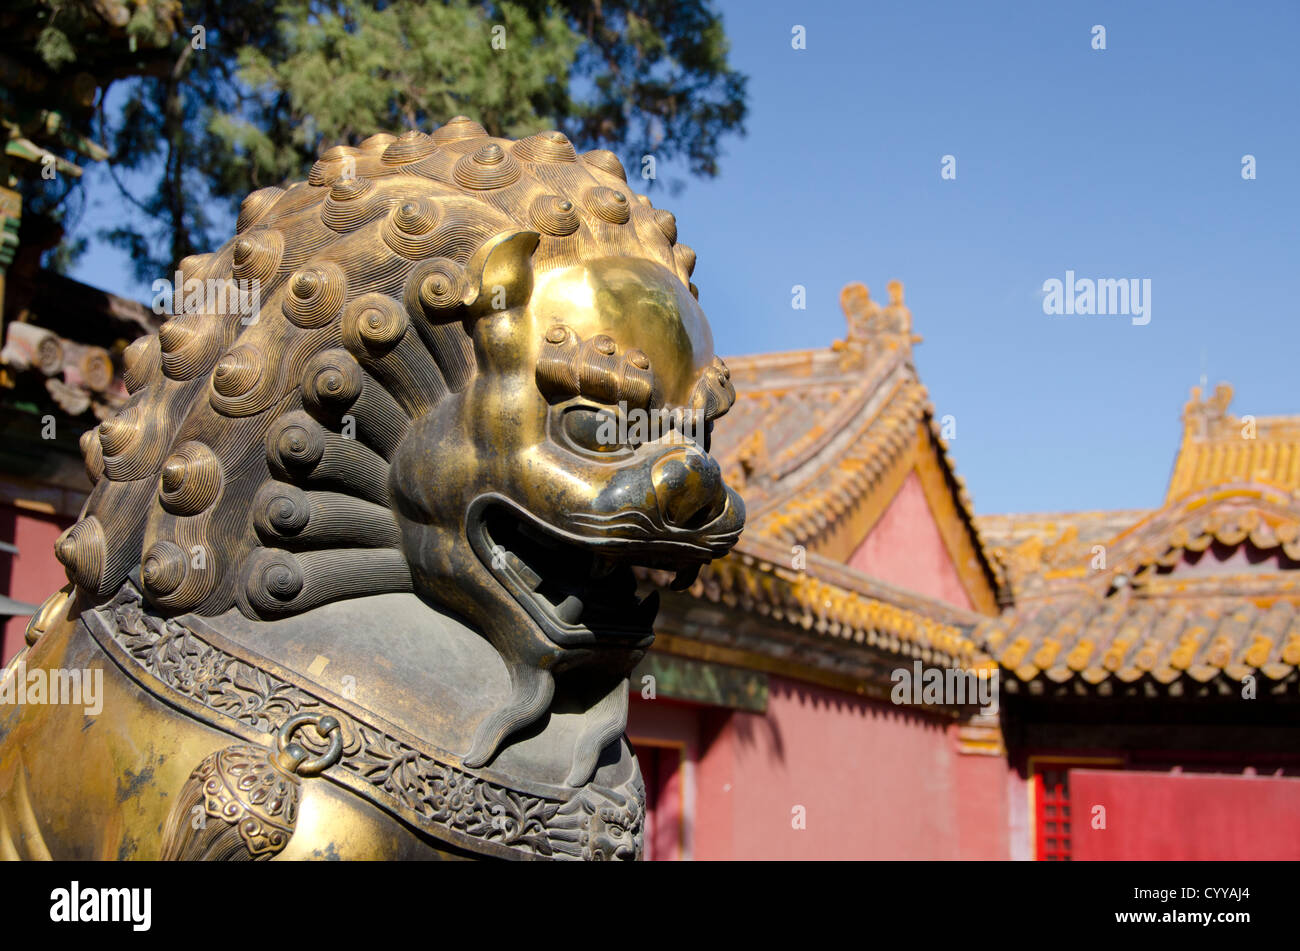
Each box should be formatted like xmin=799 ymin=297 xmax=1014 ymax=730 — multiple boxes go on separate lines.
xmin=568 ymin=510 xmax=663 ymax=533
xmin=566 ymin=677 xmax=631 ymax=788
xmin=1 ymin=119 xmax=745 ymax=861
xmin=462 ymin=665 xmax=556 ymax=770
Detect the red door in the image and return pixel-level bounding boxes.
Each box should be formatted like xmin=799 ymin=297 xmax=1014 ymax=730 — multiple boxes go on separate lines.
xmin=630 ymin=741 xmax=685 ymax=860
xmin=1070 ymin=769 xmax=1300 ymax=860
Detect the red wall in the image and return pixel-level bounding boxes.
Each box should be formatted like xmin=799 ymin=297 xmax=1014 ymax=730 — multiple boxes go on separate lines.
xmin=1071 ymin=769 xmax=1300 ymax=860
xmin=627 ymin=461 xmax=1013 ymax=859
xmin=0 ymin=504 xmax=70 ymax=665
xmin=848 ymin=470 xmax=974 ymax=610
xmin=630 ymin=676 xmax=1011 ymax=860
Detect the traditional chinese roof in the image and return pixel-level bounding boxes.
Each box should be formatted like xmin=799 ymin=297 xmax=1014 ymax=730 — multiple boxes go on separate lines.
xmin=0 ymin=269 xmax=157 ymax=419
xmin=644 ymin=532 xmax=983 ymax=665
xmin=645 ymin=281 xmax=1004 ymax=696
xmin=638 ymin=532 xmax=989 ymax=710
xmin=0 ymin=269 xmax=161 ymax=520
xmin=975 ymin=385 xmax=1300 ymax=698
xmin=708 ymin=281 xmax=1002 ymax=615
xmin=976 ymin=508 xmax=1151 ymax=602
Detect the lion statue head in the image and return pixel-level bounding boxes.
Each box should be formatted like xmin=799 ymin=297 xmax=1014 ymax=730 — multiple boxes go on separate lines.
xmin=53 ymin=117 xmax=743 ymax=793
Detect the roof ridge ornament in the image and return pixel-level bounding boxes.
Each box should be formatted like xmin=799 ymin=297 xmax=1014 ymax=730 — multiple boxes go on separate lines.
xmin=833 ymin=280 xmax=921 ymax=367
xmin=1181 ymin=381 xmax=1235 ymax=440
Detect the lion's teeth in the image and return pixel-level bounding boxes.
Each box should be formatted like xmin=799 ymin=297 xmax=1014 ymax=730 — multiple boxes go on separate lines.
xmin=506 ymin=552 xmax=541 ymax=589
xmin=555 ymin=595 xmax=583 ymax=624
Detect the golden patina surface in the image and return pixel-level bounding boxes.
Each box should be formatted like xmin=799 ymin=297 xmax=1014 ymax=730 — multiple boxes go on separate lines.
xmin=0 ymin=119 xmax=743 ymax=861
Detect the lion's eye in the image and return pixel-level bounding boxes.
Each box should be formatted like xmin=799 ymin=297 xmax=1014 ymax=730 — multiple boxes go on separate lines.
xmin=561 ymin=407 xmax=624 ymax=453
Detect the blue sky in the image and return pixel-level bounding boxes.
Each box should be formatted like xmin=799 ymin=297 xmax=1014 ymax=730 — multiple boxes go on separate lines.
xmin=69 ymin=0 xmax=1300 ymax=515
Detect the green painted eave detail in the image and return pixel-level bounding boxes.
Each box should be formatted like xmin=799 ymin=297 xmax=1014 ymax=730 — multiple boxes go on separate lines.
xmin=631 ymin=650 xmax=768 ymax=713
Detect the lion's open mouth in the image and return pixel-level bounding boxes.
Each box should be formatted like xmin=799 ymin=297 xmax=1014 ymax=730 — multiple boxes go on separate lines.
xmin=474 ymin=502 xmax=666 ymax=648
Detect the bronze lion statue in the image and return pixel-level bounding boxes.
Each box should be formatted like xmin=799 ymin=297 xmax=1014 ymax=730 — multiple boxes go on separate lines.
xmin=0 ymin=118 xmax=744 ymax=860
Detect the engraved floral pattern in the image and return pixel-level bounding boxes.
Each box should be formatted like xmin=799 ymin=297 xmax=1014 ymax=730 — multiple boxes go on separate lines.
xmin=97 ymin=585 xmax=642 ymax=859
xmin=113 ymin=593 xmax=314 ymax=734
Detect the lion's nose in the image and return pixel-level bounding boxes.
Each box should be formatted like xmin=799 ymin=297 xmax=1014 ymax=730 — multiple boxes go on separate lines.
xmin=651 ymin=447 xmax=725 ymax=528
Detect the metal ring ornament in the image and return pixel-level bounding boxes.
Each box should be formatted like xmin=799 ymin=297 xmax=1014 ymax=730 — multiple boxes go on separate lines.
xmin=275 ymin=713 xmax=343 ymax=776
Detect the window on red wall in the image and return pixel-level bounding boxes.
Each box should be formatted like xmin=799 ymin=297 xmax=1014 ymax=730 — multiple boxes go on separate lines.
xmin=1035 ymin=768 xmax=1073 ymax=861
xmin=1031 ymin=757 xmax=1126 ymax=860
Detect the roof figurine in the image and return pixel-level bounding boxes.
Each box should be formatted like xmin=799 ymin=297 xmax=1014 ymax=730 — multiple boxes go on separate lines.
xmin=832 ymin=279 xmax=921 ymax=369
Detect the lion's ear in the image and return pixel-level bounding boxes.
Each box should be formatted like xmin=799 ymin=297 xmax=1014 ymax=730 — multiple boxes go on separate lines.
xmin=465 ymin=231 xmax=541 ymax=317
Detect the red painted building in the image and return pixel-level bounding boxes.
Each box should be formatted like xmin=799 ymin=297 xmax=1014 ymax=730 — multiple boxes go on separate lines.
xmin=627 ymin=284 xmax=1300 ymax=860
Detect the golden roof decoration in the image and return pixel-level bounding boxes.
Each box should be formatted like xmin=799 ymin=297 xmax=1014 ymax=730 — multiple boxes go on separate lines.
xmin=832 ymin=281 xmax=920 ymax=366
xmin=1168 ymin=382 xmax=1300 ymax=502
